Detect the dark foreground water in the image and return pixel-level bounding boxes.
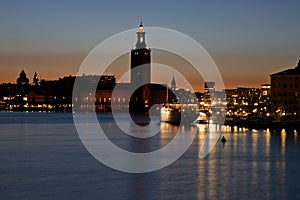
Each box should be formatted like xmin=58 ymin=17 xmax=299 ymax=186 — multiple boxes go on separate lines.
xmin=0 ymin=112 xmax=300 ymax=199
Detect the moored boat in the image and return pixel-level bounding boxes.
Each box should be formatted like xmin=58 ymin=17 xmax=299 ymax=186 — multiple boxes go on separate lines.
xmin=191 ymin=111 xmax=210 ymax=125
xmin=160 ymin=103 xmax=198 ymax=125
xmin=160 ymin=104 xmax=181 ymax=124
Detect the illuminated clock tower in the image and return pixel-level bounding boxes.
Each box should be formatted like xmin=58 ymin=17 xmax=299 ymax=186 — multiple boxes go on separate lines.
xmin=130 ymin=18 xmax=151 ymax=113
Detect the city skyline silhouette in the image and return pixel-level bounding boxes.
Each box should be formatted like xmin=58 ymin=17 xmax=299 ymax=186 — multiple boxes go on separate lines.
xmin=1 ymin=1 xmax=300 ymax=89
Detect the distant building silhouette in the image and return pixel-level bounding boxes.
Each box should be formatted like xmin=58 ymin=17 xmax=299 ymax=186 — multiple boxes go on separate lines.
xmin=270 ymin=60 xmax=300 ymax=117
xmin=171 ymin=75 xmax=176 ymax=91
xmin=16 ymin=70 xmax=29 ymax=85
xmin=32 ymin=72 xmax=40 ymax=86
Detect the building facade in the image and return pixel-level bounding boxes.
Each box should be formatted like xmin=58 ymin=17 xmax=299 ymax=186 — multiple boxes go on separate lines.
xmin=270 ymin=60 xmax=300 ymax=117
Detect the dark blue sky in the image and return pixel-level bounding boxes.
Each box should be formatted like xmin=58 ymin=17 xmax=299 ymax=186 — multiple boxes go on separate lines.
xmin=1 ymin=0 xmax=300 ymax=89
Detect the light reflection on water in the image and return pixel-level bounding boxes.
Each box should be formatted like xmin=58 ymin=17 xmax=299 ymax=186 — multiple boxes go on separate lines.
xmin=0 ymin=113 xmax=300 ymax=199
xmin=196 ymin=124 xmax=298 ymax=199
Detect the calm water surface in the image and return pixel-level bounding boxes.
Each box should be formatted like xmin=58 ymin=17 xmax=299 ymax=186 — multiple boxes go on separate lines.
xmin=0 ymin=112 xmax=300 ymax=199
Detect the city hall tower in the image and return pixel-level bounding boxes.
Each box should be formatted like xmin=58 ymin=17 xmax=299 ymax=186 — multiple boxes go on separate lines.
xmin=130 ymin=18 xmax=151 ymax=86
xmin=130 ymin=18 xmax=151 ymax=113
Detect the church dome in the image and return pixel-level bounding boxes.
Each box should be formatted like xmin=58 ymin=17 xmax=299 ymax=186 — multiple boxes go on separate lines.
xmin=17 ymin=69 xmax=29 ymax=85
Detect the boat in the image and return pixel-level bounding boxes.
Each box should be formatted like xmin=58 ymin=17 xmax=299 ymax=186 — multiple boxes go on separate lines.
xmin=191 ymin=111 xmax=210 ymax=125
xmin=160 ymin=86 xmax=198 ymax=124
xmin=160 ymin=103 xmax=181 ymax=124
xmin=160 ymin=103 xmax=199 ymax=124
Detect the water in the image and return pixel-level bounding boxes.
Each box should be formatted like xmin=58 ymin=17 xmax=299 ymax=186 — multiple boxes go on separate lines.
xmin=0 ymin=112 xmax=300 ymax=199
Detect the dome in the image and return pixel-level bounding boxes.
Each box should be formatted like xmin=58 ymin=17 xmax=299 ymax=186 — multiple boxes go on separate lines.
xmin=17 ymin=69 xmax=29 ymax=85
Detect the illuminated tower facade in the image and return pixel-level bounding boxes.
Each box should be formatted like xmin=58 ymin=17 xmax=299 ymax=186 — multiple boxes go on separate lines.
xmin=130 ymin=19 xmax=151 ymax=86
xmin=130 ymin=18 xmax=151 ymax=112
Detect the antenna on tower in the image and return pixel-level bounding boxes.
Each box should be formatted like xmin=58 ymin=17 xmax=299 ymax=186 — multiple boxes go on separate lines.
xmin=138 ymin=16 xmax=144 ymax=25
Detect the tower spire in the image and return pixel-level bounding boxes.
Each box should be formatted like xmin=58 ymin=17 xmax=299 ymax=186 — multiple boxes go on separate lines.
xmin=171 ymin=74 xmax=176 ymax=91
xmin=136 ymin=16 xmax=146 ymax=49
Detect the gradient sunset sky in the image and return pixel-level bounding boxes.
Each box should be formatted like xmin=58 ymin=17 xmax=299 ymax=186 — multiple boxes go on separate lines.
xmin=1 ymin=0 xmax=300 ymax=90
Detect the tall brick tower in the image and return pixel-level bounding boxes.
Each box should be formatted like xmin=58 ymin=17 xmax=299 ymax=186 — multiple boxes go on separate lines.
xmin=130 ymin=18 xmax=151 ymax=113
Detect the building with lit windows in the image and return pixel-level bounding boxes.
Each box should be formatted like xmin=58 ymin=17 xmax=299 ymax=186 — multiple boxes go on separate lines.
xmin=203 ymin=81 xmax=215 ymax=106
xmin=270 ymin=60 xmax=300 ymax=117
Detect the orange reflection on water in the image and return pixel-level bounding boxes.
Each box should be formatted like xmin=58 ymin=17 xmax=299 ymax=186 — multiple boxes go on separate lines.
xmin=281 ymin=129 xmax=286 ymax=157
xmin=196 ymin=125 xmax=288 ymax=199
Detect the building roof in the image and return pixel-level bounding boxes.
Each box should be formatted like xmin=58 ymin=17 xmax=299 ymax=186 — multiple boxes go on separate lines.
xmin=270 ymin=60 xmax=300 ymax=76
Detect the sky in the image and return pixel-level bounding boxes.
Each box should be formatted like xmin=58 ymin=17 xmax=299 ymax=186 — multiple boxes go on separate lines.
xmin=1 ymin=0 xmax=300 ymax=91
